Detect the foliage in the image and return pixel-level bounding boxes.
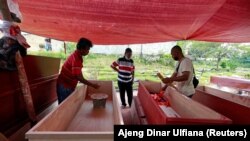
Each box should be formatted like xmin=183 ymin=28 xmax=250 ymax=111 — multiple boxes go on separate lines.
xmin=159 ymin=54 xmax=175 ymax=67
xmin=235 ymin=45 xmax=250 ymax=68
xmin=39 ymin=43 xmax=45 ymax=49
xmin=65 ymin=42 xmax=76 ymax=55
xmin=28 ymin=50 xmax=66 ymax=59
xmin=182 ymin=41 xmax=239 ymax=70
xmin=227 ymin=60 xmax=238 ymax=71
xmin=220 ymin=61 xmax=227 ymax=69
xmin=28 ymin=41 xmax=250 ymax=88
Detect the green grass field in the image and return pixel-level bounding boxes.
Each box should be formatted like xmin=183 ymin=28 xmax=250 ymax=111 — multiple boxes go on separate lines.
xmin=28 ymin=50 xmax=250 ymax=89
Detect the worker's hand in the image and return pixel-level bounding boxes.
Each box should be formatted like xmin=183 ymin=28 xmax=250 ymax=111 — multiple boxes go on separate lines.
xmin=92 ymin=83 xmax=100 ymax=89
xmin=157 ymin=72 xmax=164 ymax=80
xmin=162 ymin=77 xmax=173 ymax=84
xmin=161 ymin=85 xmax=168 ymax=91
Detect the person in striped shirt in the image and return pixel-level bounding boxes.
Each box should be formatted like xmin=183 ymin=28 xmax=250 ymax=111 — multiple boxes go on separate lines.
xmin=111 ymin=48 xmax=135 ymax=108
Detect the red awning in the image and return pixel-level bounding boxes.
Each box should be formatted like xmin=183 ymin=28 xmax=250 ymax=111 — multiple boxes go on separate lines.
xmin=16 ymin=0 xmax=250 ymax=44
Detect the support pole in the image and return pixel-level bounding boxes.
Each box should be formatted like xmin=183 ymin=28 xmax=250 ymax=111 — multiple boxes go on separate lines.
xmin=0 ymin=0 xmax=12 ymax=21
xmin=15 ymin=51 xmax=37 ymax=123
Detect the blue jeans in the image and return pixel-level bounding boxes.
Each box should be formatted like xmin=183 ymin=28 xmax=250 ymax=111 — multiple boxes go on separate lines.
xmin=56 ymin=84 xmax=74 ymax=104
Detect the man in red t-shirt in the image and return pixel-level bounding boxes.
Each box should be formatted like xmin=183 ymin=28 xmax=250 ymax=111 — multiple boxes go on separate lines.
xmin=57 ymin=38 xmax=99 ymax=104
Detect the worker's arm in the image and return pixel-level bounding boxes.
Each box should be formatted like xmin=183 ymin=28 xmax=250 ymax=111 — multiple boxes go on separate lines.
xmin=170 ymin=72 xmax=177 ymax=78
xmin=157 ymin=72 xmax=177 ymax=90
xmin=162 ymin=84 xmax=168 ymax=91
xmin=111 ymin=60 xmax=119 ymax=72
xmin=162 ymin=71 xmax=190 ymax=84
xmin=76 ymin=73 xmax=100 ymax=89
xmin=131 ymin=64 xmax=135 ymax=84
xmin=111 ymin=65 xmax=119 ymax=72
xmin=131 ymin=70 xmax=134 ymax=84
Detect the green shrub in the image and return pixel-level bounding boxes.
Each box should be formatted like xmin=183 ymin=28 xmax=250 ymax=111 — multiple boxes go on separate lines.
xmin=159 ymin=54 xmax=175 ymax=67
xmin=39 ymin=43 xmax=45 ymax=49
xmin=245 ymin=74 xmax=250 ymax=79
xmin=220 ymin=61 xmax=227 ymax=69
xmin=227 ymin=60 xmax=238 ymax=71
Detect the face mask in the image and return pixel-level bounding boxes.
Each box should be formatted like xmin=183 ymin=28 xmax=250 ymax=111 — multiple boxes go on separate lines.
xmin=125 ymin=56 xmax=130 ymax=60
xmin=173 ymin=56 xmax=179 ymax=61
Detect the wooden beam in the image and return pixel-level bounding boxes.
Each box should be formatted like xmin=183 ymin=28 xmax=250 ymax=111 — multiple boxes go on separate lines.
xmin=0 ymin=0 xmax=12 ymax=21
xmin=0 ymin=133 xmax=9 ymax=141
xmin=15 ymin=52 xmax=37 ymax=123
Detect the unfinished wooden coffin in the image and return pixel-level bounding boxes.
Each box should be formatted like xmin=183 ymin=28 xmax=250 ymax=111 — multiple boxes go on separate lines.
xmin=26 ymin=81 xmax=123 ymax=141
xmin=138 ymin=81 xmax=232 ymax=125
xmin=193 ymin=86 xmax=250 ymax=124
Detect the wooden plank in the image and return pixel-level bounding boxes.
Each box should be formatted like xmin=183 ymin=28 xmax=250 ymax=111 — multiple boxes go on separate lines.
xmin=0 ymin=56 xmax=60 ymax=136
xmin=134 ymin=96 xmax=145 ymax=118
xmin=140 ymin=118 xmax=148 ymax=125
xmin=193 ymin=86 xmax=250 ymax=124
xmin=0 ymin=0 xmax=12 ymax=21
xmin=8 ymin=123 xmax=30 ymax=141
xmin=159 ymin=106 xmax=180 ymax=118
xmin=210 ymin=76 xmax=250 ymax=90
xmin=0 ymin=56 xmax=60 ymax=93
xmin=139 ymin=80 xmax=161 ymax=94
xmin=31 ymin=85 xmax=87 ymax=131
xmin=204 ymin=85 xmax=250 ymax=108
xmin=137 ymin=80 xmax=231 ymax=124
xmin=87 ymin=80 xmax=123 ymax=125
xmin=112 ymin=82 xmax=124 ymax=125
xmin=87 ymin=81 xmax=113 ymax=100
xmin=0 ymin=133 xmax=9 ymax=141
xmin=25 ymin=81 xmax=123 ymax=141
xmin=67 ymin=100 xmax=114 ymax=131
xmin=165 ymin=87 xmax=228 ymax=120
xmin=26 ymin=132 xmax=113 ymax=141
xmin=130 ymin=97 xmax=140 ymax=125
xmin=138 ymin=81 xmax=167 ymax=124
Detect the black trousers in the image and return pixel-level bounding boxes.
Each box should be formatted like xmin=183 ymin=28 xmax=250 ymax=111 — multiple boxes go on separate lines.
xmin=118 ymin=81 xmax=133 ymax=107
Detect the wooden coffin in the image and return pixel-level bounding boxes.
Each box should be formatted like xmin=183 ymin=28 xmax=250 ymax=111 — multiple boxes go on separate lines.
xmin=25 ymin=80 xmax=123 ymax=141
xmin=193 ymin=86 xmax=250 ymax=124
xmin=137 ymin=81 xmax=232 ymax=125
xmin=210 ymin=76 xmax=250 ymax=91
xmin=130 ymin=96 xmax=147 ymax=125
xmin=0 ymin=55 xmax=60 ymax=137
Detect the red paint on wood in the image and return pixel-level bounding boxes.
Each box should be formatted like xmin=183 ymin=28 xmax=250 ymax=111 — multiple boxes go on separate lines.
xmin=0 ymin=55 xmax=60 ymax=137
xmin=193 ymin=87 xmax=250 ymax=124
xmin=138 ymin=82 xmax=166 ymax=124
xmin=210 ymin=76 xmax=250 ymax=90
xmin=138 ymin=81 xmax=232 ymax=125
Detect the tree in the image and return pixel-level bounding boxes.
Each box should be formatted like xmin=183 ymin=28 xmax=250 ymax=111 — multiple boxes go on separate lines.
xmin=189 ymin=41 xmax=219 ymax=61
xmin=178 ymin=41 xmax=238 ymax=70
xmin=235 ymin=44 xmax=250 ymax=68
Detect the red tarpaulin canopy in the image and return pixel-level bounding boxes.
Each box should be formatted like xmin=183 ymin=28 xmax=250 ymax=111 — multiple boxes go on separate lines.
xmin=15 ymin=0 xmax=250 ymax=44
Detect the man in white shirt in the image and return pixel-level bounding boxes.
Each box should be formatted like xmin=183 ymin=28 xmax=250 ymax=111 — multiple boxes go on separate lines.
xmin=160 ymin=45 xmax=195 ymax=98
